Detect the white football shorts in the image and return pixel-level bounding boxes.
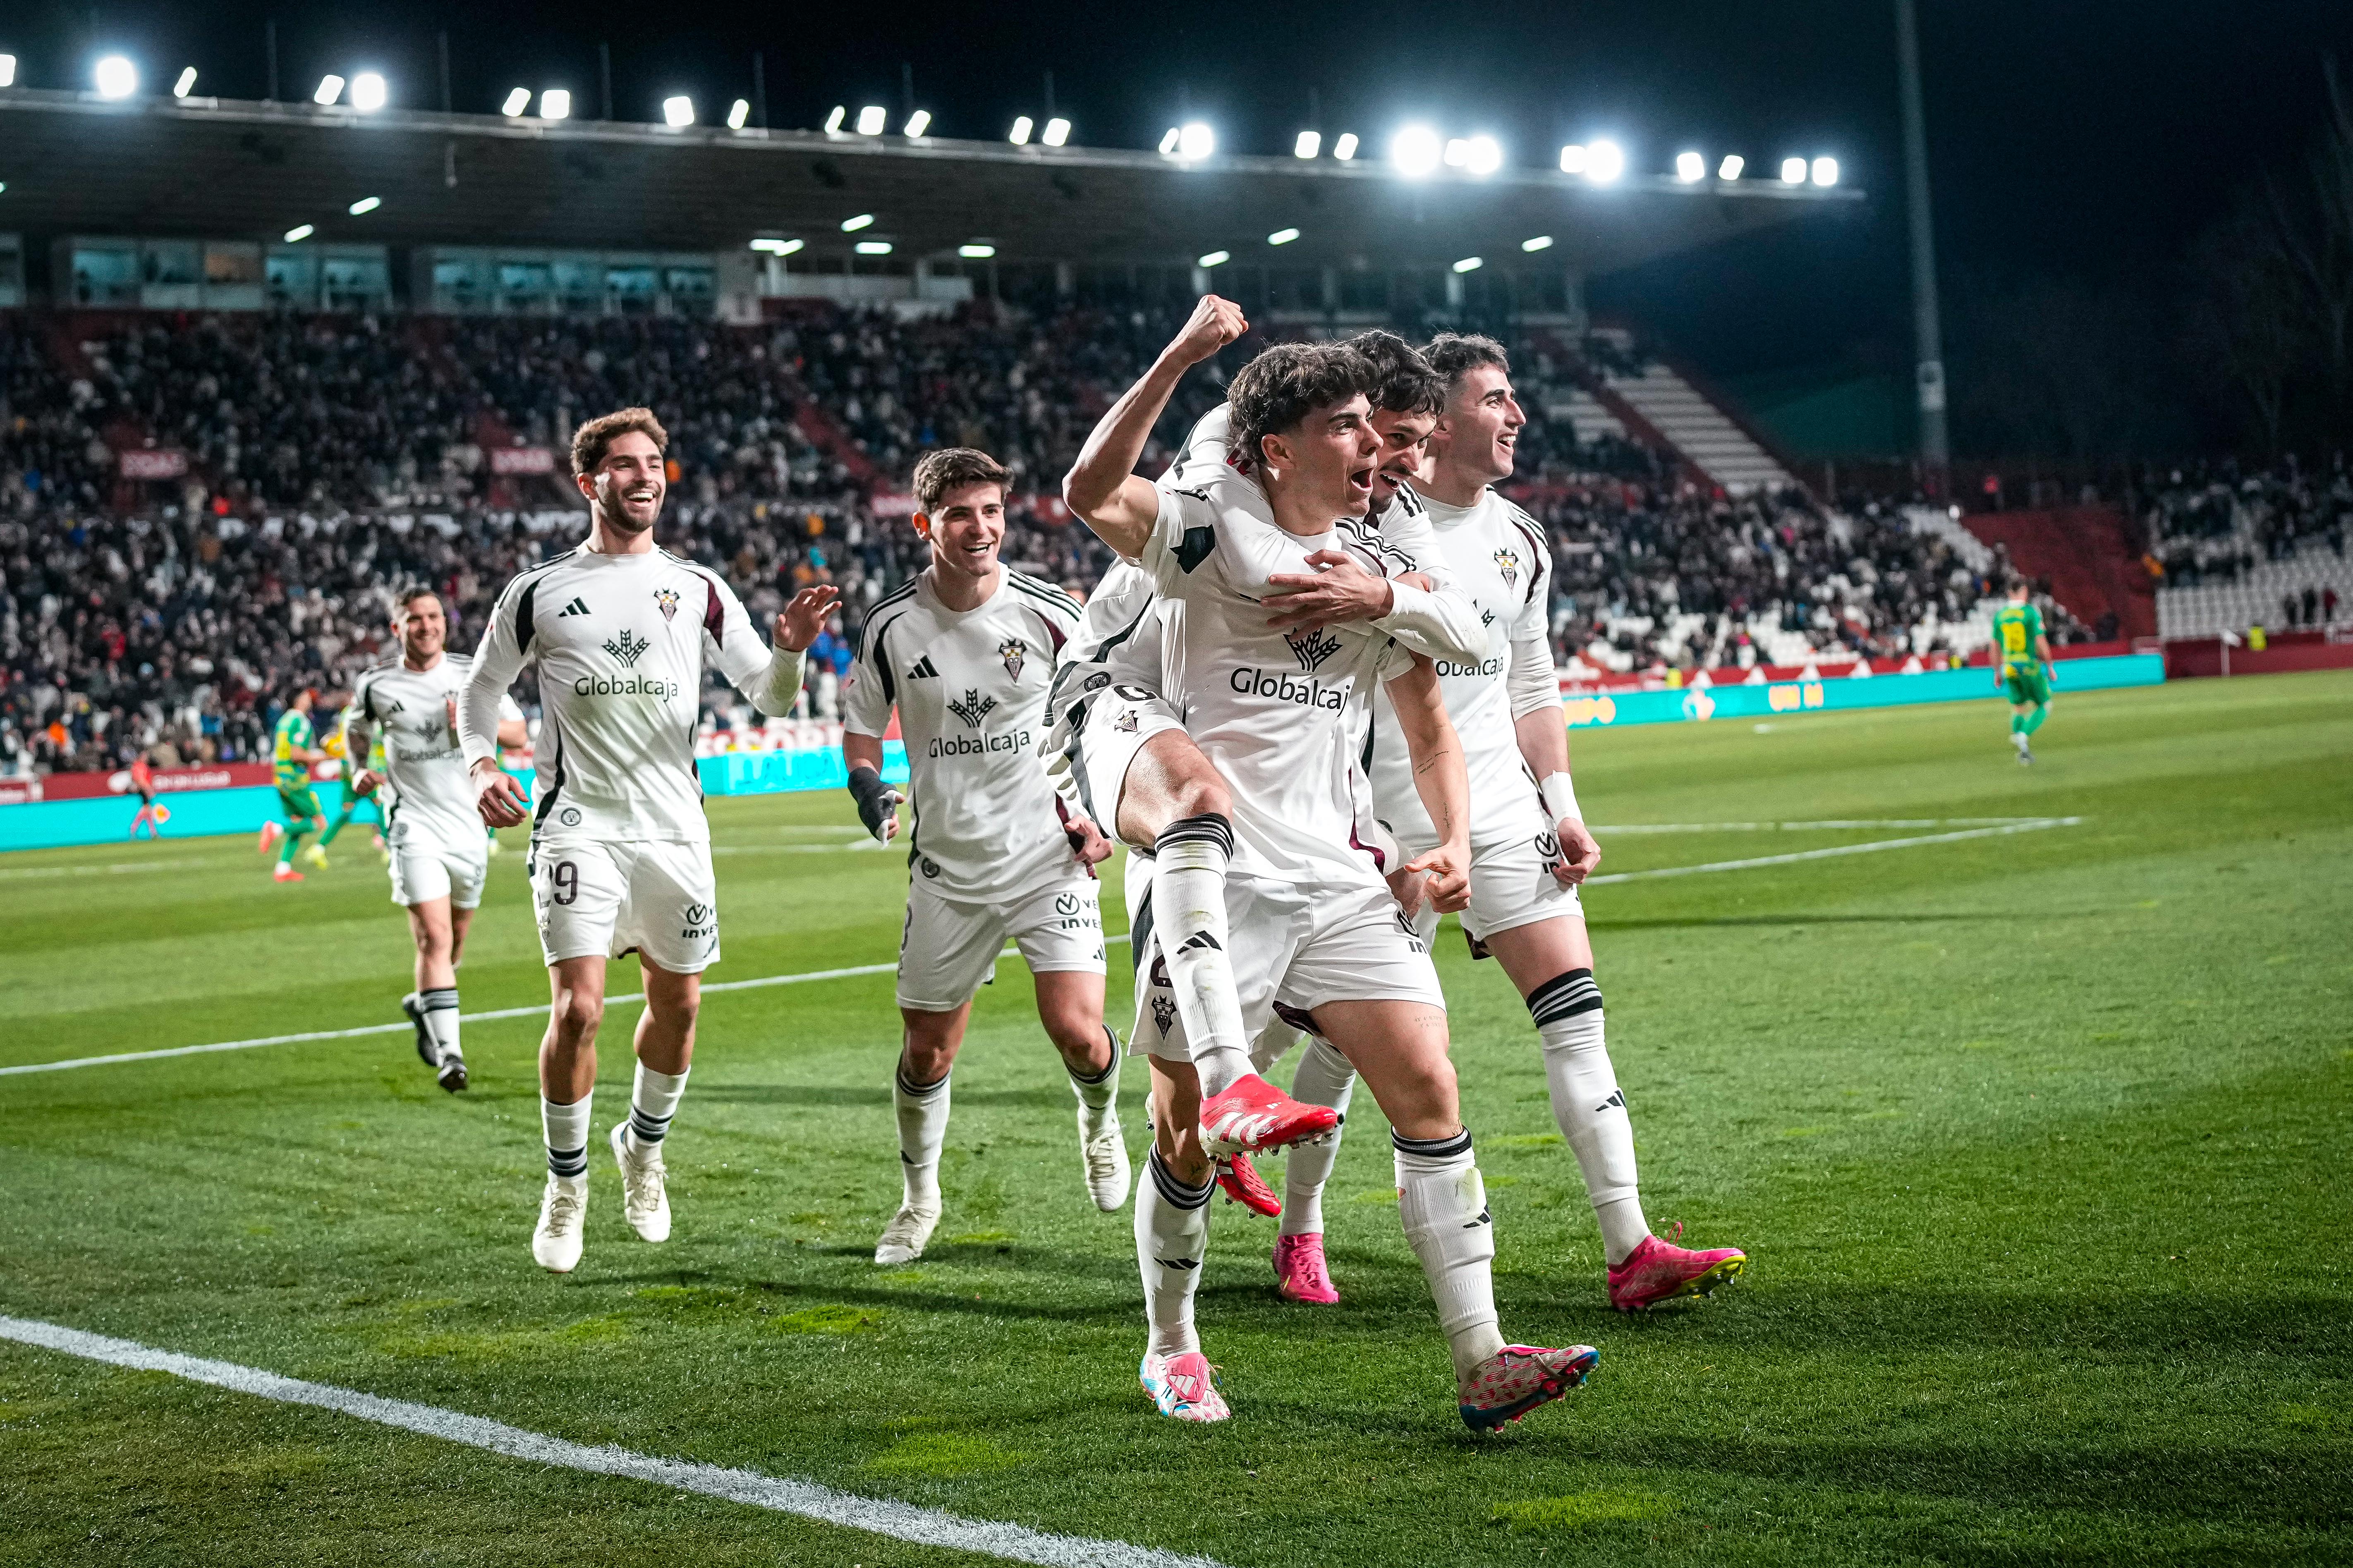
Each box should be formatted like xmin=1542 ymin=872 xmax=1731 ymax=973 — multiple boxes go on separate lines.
xmin=896 ymin=870 xmax=1108 ymax=1012
xmin=387 ymin=836 xmax=489 ymax=911
xmin=1406 ymin=827 xmax=1584 ymax=953
xmin=1062 ymin=684 xmax=1186 ymax=837
xmin=530 ymin=838 xmax=720 ymax=973
xmin=1130 ymin=874 xmax=1444 ymax=1068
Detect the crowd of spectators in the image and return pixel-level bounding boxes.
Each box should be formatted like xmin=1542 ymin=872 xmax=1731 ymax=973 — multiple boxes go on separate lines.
xmin=2140 ymin=457 xmax=2352 ymax=586
xmin=1 ymin=301 xmax=2114 ymax=777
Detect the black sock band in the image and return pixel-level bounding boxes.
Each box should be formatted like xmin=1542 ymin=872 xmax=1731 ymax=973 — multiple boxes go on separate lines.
xmin=547 ymin=1143 xmax=587 ymax=1178
xmin=1154 ymin=812 xmax=1234 ymax=858
xmin=895 ymin=1067 xmax=950 ymax=1099
xmin=1393 ymin=1128 xmax=1474 ymax=1160
xmin=421 ymin=988 xmax=460 ymax=1013
xmin=627 ymin=1107 xmax=673 ymax=1144
xmin=1146 ymin=1148 xmax=1214 ymax=1209
xmin=1527 ymin=968 xmax=1603 ymax=1025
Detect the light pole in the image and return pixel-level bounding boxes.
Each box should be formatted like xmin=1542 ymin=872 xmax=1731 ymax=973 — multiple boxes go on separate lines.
xmin=1896 ymin=0 xmax=1949 ymax=483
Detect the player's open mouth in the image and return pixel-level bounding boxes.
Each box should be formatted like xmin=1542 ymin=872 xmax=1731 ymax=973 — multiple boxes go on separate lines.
xmin=1347 ymin=466 xmax=1374 ymax=495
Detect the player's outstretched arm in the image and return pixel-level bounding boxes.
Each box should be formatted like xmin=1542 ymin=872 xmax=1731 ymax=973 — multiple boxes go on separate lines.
xmin=709 ymin=580 xmax=838 ymax=718
xmin=1064 ymin=294 xmax=1246 ymax=559
xmin=460 ymin=583 xmax=532 ymax=829
xmin=841 ymin=730 xmax=904 ymax=844
xmin=342 ymin=700 xmax=382 ymax=799
xmin=1384 ymin=655 xmax=1473 ymax=914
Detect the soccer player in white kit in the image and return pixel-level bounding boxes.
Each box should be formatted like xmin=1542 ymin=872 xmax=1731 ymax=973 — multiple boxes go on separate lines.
xmin=1277 ymin=334 xmax=1747 ymax=1313
xmin=1067 ymin=300 xmax=1599 ymax=1432
xmin=344 ymin=587 xmax=527 ymax=1092
xmin=461 ymin=408 xmax=838 ymax=1274
xmin=837 ymin=448 xmax=1128 ymax=1267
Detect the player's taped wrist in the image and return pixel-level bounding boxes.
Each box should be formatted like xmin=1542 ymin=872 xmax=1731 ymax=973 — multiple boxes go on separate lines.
xmin=1539 ymin=771 xmax=1582 ymax=827
xmin=756 ymin=643 xmax=808 ymax=717
xmin=847 ymin=765 xmax=897 ymax=840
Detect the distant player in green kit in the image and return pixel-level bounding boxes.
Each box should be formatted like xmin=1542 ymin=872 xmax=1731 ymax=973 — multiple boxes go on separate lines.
xmin=257 ymin=688 xmax=332 ymax=882
xmin=1991 ymin=577 xmax=2054 ymax=765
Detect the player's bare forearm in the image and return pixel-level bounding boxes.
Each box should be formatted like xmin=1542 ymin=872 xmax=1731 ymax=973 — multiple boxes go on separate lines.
xmin=496 ymin=717 xmax=529 ymax=749
xmin=342 ymin=718 xmax=373 ymax=770
xmin=1514 ymin=703 xmax=1569 ymax=780
xmin=841 ymin=731 xmax=885 ymax=775
xmin=1388 ymin=657 xmax=1470 ymax=857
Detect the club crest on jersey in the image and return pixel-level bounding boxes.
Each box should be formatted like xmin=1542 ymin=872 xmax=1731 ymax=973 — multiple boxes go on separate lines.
xmin=999 ymin=638 xmax=1029 ymax=680
xmin=1113 ymin=707 xmax=1139 ymax=734
xmin=1494 ymin=549 xmax=1520 ymax=591
xmin=652 ymin=588 xmax=680 ymax=622
xmin=1284 ymin=625 xmax=1343 ymax=673
xmin=602 ymin=630 xmax=651 ymax=667
xmin=947 ymin=688 xmax=998 ymax=728
xmin=1151 ymin=993 xmax=1178 ymax=1037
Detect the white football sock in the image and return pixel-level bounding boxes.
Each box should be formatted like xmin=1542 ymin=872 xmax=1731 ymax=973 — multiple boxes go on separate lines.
xmin=541 ymin=1092 xmax=592 ymax=1181
xmin=1278 ymin=1033 xmax=1357 ymax=1238
xmin=893 ymin=1064 xmax=951 ymax=1212
xmin=419 ymin=987 xmax=462 ymax=1061
xmin=1530 ymin=970 xmax=1649 ymax=1264
xmin=1136 ymin=1149 xmax=1212 ymax=1358
xmin=1394 ymin=1130 xmax=1506 ymax=1379
xmin=626 ymin=1061 xmax=690 ymax=1154
xmin=1067 ymin=1029 xmax=1122 ymax=1138
xmin=1151 ymin=815 xmax=1253 ymax=1098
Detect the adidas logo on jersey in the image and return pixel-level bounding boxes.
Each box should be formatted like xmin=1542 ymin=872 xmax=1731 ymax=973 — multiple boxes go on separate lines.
xmin=557 ymin=597 xmax=591 ymax=618
xmin=602 ymin=631 xmax=651 ymax=667
xmin=907 ymin=655 xmax=939 ymax=680
xmin=946 ymin=688 xmax=998 ymax=728
xmin=1284 ymin=625 xmax=1343 ymax=672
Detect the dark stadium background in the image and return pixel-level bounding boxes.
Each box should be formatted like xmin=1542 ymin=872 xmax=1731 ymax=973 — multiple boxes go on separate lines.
xmin=10 ymin=0 xmax=2353 ymax=451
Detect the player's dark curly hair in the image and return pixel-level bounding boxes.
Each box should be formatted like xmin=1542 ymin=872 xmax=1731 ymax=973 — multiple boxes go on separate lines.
xmin=570 ymin=406 xmax=669 ymax=477
xmin=911 ymin=447 xmax=1011 ymax=513
xmin=1422 ymin=332 xmax=1511 ymax=397
xmin=1226 ymin=343 xmax=1378 ymax=466
xmin=1343 ymin=330 xmax=1443 ymax=417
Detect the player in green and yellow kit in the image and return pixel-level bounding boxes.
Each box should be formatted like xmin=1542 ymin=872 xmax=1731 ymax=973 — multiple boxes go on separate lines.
xmin=1990 ymin=577 xmax=2055 ymax=765
xmin=259 ymin=688 xmax=331 ymax=881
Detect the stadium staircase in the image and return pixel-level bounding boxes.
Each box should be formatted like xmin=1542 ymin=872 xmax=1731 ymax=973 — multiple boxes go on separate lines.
xmin=1958 ymin=506 xmax=2157 ymax=642
xmin=1533 ymin=326 xmax=1802 ymax=496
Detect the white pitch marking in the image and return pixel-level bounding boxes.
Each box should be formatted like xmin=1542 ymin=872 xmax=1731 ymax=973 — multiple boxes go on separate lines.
xmin=1580 ymin=816 xmax=2080 ymax=886
xmin=0 ymin=1315 xmax=1227 ymax=1568
xmin=1590 ymin=817 xmax=2053 ymax=834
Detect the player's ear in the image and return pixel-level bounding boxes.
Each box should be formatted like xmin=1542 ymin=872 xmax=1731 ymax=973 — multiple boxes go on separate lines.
xmin=912 ymin=511 xmax=933 ymax=540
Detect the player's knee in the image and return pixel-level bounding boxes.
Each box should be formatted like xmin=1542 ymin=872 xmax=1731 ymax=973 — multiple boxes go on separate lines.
xmin=553 ymin=989 xmax=604 ymax=1042
xmin=1166 ymin=769 xmax=1230 ymax=825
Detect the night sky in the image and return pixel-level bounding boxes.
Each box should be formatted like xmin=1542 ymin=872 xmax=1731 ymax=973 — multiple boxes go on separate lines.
xmin=8 ymin=1 xmax=2353 ymax=378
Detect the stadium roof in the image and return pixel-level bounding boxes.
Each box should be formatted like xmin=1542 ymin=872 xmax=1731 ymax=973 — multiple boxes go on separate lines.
xmin=0 ymin=89 xmax=1859 ymax=276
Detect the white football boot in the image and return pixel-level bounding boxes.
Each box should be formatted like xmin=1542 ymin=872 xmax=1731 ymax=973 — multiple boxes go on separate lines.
xmin=1080 ymin=1111 xmax=1131 ymax=1212
xmin=873 ymin=1203 xmax=941 ymax=1266
xmin=531 ymin=1175 xmax=587 ymax=1273
xmin=610 ymin=1123 xmax=671 ymax=1243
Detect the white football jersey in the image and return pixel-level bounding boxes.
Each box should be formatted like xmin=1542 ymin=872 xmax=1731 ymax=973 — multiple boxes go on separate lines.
xmin=842 ymin=568 xmax=1086 ymax=901
xmin=1138 ymin=468 xmax=1412 ymax=890
xmin=349 ymin=654 xmax=522 ymax=854
xmin=460 ymin=542 xmax=777 ymax=845
xmin=1366 ymin=486 xmax=1554 ymax=849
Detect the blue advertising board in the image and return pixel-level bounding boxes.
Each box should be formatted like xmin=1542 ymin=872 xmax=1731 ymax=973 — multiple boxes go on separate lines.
xmin=1561 ymin=654 xmax=2163 ymax=730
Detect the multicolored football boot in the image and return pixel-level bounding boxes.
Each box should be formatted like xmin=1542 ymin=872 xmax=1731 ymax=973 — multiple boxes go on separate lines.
xmin=1214 ymin=1153 xmax=1279 ymax=1216
xmin=1199 ymin=1072 xmax=1340 ymax=1156
xmin=1458 ymin=1344 xmax=1599 ymax=1433
xmin=1140 ymin=1351 xmax=1230 ymax=1423
xmin=1271 ymin=1232 xmax=1338 ymax=1305
xmin=1607 ymin=1227 xmax=1747 ymax=1312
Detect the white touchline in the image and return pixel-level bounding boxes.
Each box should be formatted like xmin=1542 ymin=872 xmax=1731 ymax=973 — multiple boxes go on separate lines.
xmin=4 ymin=819 xmax=2083 ymax=1079
xmin=0 ymin=1315 xmax=1228 ymax=1568
xmin=1590 ymin=817 xmax=2056 ymax=834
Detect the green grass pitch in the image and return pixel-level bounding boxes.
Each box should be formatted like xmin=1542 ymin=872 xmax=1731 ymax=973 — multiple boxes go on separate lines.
xmin=3 ymin=671 xmax=2348 ymax=1566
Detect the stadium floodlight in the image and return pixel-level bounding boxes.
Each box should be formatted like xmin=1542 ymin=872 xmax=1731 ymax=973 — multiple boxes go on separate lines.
xmin=350 ymin=72 xmax=386 ymax=112
xmin=1197 ymin=249 xmax=1230 ymax=268
xmin=1522 ymin=234 xmax=1554 ymax=252
xmin=1718 ymin=153 xmax=1744 ymax=181
xmin=726 ymin=99 xmax=749 ymax=130
xmin=903 ymin=109 xmax=930 ymax=137
xmin=284 ymin=224 xmax=314 ymax=243
xmin=1177 ymin=122 xmax=1214 ymax=160
xmin=853 ymin=240 xmax=893 ymax=255
xmin=1267 ymin=227 xmax=1300 ymax=245
xmin=1294 ymin=130 xmax=1320 ymax=160
xmin=1780 ymin=156 xmax=1807 ymax=184
xmin=348 ymin=196 xmax=381 ymax=215
xmin=841 ymin=213 xmax=875 ymax=232
xmin=1009 ymin=116 xmax=1033 ymax=145
xmin=0 ymin=55 xmax=16 ymax=88
xmin=1811 ymin=155 xmax=1839 ymax=186
xmin=855 ymin=104 xmax=887 ymax=135
xmin=314 ymin=74 xmax=344 ymax=106
xmin=540 ymin=89 xmax=570 ymax=120
xmin=1391 ymin=124 xmax=1442 ymax=178
xmin=1158 ymin=127 xmax=1181 ymax=155
xmin=173 ymin=67 xmax=198 ymax=99
xmin=1332 ymin=132 xmax=1358 ymax=161
xmin=1443 ymin=138 xmax=1467 ymax=167
xmin=1558 ymin=143 xmax=1588 ymax=174
xmin=1453 ymin=256 xmax=1483 ymax=273
xmin=1463 ymin=134 xmax=1502 ymax=176
xmin=1586 ymin=139 xmax=1625 ymax=183
xmin=1675 ymin=150 xmax=1704 ymax=183
xmin=663 ymin=96 xmax=695 ymax=128
xmin=825 ymin=105 xmax=846 ymax=133
xmin=1042 ymin=117 xmax=1070 ymax=147
xmin=502 ymin=87 xmax=530 ymax=117
xmin=958 ymin=243 xmax=996 ymax=258
xmin=94 ymin=56 xmax=138 ymax=99
xmin=749 ymin=238 xmax=803 ymax=255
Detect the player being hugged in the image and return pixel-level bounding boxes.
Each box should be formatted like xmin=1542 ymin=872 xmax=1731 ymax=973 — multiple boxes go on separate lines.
xmin=345 ymin=587 xmax=529 ymax=1093
xmin=843 ymin=449 xmax=1127 ymax=1267
xmin=460 ymin=408 xmax=837 ymax=1274
xmin=1065 ymin=297 xmax=1600 ymax=1432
